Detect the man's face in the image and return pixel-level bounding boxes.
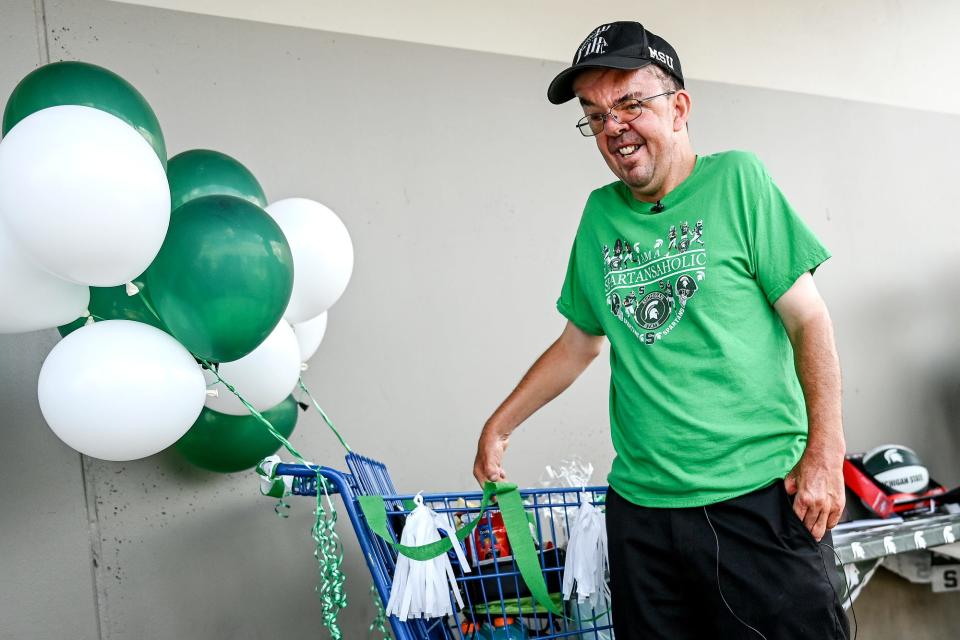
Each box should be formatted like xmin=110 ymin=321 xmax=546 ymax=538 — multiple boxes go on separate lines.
xmin=573 ymin=67 xmax=683 ymax=199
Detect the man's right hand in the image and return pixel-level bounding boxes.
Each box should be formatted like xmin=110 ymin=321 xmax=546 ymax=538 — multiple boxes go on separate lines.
xmin=473 ymin=431 xmax=509 ymax=486
xmin=470 ymin=321 xmax=604 ymax=488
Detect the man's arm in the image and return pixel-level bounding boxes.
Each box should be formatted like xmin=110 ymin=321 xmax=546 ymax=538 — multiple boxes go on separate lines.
xmin=773 ymin=272 xmax=846 ymax=541
xmin=472 ymin=320 xmax=605 ymax=486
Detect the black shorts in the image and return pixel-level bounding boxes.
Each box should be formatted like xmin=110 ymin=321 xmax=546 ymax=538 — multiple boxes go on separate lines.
xmin=605 ymin=480 xmax=850 ymax=639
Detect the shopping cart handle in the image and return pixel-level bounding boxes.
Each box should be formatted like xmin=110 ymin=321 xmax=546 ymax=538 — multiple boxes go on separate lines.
xmin=272 ymin=463 xmax=350 ymax=498
xmin=275 ymin=462 xmax=322 ymax=477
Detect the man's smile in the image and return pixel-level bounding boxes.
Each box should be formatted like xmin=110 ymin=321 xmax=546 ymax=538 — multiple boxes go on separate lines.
xmin=610 ymin=139 xmax=646 ymax=159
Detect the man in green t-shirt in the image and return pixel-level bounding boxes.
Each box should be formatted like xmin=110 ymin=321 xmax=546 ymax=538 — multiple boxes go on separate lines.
xmin=473 ymin=21 xmax=849 ymax=638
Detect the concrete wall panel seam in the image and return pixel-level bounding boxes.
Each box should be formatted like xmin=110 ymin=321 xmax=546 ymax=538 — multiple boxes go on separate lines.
xmin=33 ymin=0 xmax=51 ymax=64
xmin=81 ymin=456 xmax=106 ymax=640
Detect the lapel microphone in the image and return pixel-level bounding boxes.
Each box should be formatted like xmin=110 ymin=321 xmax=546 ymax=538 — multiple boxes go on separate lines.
xmin=651 ymin=200 xmax=665 ymax=213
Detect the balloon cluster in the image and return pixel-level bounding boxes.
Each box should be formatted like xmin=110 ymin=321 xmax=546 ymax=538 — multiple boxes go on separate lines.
xmin=0 ymin=62 xmax=354 ymax=471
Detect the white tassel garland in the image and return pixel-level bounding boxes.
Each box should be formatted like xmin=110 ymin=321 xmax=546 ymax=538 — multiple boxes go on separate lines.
xmin=562 ymin=494 xmax=610 ymax=610
xmin=386 ymin=493 xmax=469 ymax=619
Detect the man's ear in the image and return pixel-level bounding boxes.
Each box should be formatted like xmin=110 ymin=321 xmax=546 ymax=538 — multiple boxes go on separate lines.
xmin=673 ymin=90 xmax=691 ymax=132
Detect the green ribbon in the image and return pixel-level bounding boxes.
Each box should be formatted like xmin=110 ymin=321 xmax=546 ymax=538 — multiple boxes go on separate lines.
xmin=314 ymin=471 xmax=348 ymax=639
xmin=358 ymin=481 xmax=564 ymax=616
xmin=198 ymin=358 xmax=308 ymax=462
xmin=368 ymin=584 xmax=393 ymax=639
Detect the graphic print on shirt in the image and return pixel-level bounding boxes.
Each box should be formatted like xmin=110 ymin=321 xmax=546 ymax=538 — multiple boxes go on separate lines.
xmin=602 ymin=220 xmax=706 ymax=345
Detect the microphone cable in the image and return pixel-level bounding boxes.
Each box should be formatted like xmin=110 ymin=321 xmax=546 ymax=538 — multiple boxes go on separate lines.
xmin=702 ymin=506 xmax=857 ymax=640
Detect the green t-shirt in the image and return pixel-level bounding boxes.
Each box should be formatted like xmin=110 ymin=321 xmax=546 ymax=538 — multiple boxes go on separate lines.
xmin=557 ymin=150 xmax=831 ymax=508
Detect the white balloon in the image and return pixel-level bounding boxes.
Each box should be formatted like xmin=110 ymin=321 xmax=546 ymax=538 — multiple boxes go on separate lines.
xmin=37 ymin=320 xmax=206 ymax=461
xmin=293 ymin=311 xmax=328 ymax=363
xmin=0 ymin=223 xmax=89 ymax=333
xmin=0 ymin=105 xmax=170 ymax=286
xmin=265 ymin=198 xmax=354 ymax=323
xmin=204 ymin=319 xmax=301 ymax=415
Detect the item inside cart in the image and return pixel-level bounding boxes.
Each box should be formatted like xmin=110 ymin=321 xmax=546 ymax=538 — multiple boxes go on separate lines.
xmin=464 ymin=511 xmax=513 ymax=566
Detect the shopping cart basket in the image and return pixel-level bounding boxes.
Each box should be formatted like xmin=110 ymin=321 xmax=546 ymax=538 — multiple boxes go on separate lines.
xmin=274 ymin=452 xmax=614 ymax=639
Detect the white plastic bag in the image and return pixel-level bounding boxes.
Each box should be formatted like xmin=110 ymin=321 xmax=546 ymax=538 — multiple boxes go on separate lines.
xmin=538 ymin=457 xmax=595 ymax=549
xmin=562 ymin=493 xmax=610 ymax=610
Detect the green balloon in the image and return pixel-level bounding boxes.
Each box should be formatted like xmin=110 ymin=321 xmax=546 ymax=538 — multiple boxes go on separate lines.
xmin=145 ymin=195 xmax=294 ymax=362
xmin=2 ymin=61 xmax=166 ymax=168
xmin=175 ymin=396 xmax=299 ymax=473
xmin=167 ymin=149 xmax=267 ymax=211
xmin=57 ymin=283 xmax=165 ymax=337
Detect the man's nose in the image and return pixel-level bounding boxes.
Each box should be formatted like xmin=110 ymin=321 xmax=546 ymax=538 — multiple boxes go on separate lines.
xmin=603 ymin=114 xmax=629 ymax=136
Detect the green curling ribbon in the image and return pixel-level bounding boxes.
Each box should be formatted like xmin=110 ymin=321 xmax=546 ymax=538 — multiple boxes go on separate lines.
xmin=358 ymin=481 xmax=563 ymax=617
xmin=314 ymin=472 xmax=348 ymax=639
xmin=298 ymin=378 xmax=352 ymax=453
xmin=274 ymin=498 xmax=292 ymax=519
xmin=200 ymin=359 xmax=348 ymax=638
xmin=176 ymin=396 xmax=299 ymax=473
xmin=199 ymin=359 xmax=306 ymax=461
xmin=368 ymin=584 xmax=392 ymax=639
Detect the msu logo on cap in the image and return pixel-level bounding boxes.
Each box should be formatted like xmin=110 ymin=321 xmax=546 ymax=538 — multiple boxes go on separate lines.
xmin=574 ymin=24 xmax=612 ymax=63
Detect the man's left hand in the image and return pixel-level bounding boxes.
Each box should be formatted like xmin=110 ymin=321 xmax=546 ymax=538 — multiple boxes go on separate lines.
xmin=784 ymin=449 xmax=845 ymax=541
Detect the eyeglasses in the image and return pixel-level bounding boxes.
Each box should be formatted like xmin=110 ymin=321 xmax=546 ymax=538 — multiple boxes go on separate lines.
xmin=576 ymin=91 xmax=676 ymax=137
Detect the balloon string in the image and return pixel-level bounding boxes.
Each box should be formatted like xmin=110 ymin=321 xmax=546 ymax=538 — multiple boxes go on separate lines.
xmin=297 ymin=378 xmax=351 ymax=453
xmin=197 ymin=357 xmax=348 ymax=638
xmin=136 ymin=290 xmax=163 ymax=324
xmin=198 ymin=357 xmax=309 ymax=463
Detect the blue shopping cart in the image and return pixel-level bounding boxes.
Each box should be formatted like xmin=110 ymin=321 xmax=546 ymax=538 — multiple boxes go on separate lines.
xmin=274 ymin=452 xmax=614 ymax=639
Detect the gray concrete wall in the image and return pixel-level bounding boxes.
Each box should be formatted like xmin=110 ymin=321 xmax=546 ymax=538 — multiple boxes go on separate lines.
xmin=0 ymin=3 xmax=101 ymax=639
xmin=1 ymin=0 xmax=958 ymax=637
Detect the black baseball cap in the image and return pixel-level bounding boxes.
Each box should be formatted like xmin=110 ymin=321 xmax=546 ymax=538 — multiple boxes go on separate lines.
xmin=547 ymin=22 xmax=684 ymax=104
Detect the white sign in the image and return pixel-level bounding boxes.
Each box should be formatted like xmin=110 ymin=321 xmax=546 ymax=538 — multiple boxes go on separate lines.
xmin=932 ymin=565 xmax=960 ymax=593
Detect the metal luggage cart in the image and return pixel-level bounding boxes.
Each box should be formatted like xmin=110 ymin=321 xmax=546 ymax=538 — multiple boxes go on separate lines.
xmin=274 ymin=452 xmax=614 ymax=639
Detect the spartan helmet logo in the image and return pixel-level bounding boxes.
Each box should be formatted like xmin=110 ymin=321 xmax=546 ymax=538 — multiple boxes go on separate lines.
xmin=636 ymin=292 xmax=670 ymax=330
xmin=676 ymin=275 xmax=698 ymax=301
xmin=884 ymin=449 xmax=905 ymax=464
